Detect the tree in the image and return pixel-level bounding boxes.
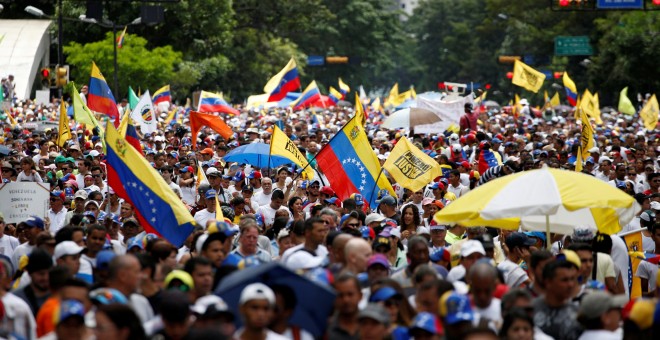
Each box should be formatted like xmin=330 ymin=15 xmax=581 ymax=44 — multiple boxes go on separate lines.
xmin=63 ymin=32 xmax=182 ymax=100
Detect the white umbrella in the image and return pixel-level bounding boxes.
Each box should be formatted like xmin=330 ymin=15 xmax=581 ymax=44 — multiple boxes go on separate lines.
xmin=381 ymin=108 xmax=442 ymax=130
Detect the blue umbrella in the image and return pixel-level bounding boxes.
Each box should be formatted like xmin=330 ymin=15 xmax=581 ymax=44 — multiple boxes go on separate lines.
xmin=223 ymin=143 xmax=292 ymax=168
xmin=215 ymin=262 xmax=336 ymax=337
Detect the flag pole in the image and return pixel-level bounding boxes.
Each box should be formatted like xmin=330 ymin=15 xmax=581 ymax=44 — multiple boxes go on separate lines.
xmin=368 ymin=167 xmax=385 ymax=208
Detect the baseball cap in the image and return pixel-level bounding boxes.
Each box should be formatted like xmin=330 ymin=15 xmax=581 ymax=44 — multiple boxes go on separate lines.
xmin=324 ymin=197 xmax=339 ymax=205
xmin=350 ymin=193 xmax=364 ymax=206
xmin=505 ymin=232 xmax=536 ymax=249
xmin=239 ymin=283 xmax=275 ymax=306
xmin=206 ymin=167 xmax=221 ymax=177
xmin=367 ymin=254 xmax=390 ymax=270
xmin=200 ymin=148 xmax=214 ymax=155
xmin=377 ymin=195 xmax=397 ymax=207
xmin=439 ymin=291 xmax=474 ymax=325
xmin=24 ymin=216 xmax=45 ymax=230
xmin=369 ymin=287 xmax=402 ymax=302
xmin=625 ymin=298 xmax=655 ymax=330
xmin=430 ymin=248 xmax=451 ymax=263
xmin=320 ymin=186 xmax=335 ymax=196
xmin=365 ymin=213 xmax=385 ymax=225
xmin=422 ymin=197 xmax=435 ymax=206
xmin=588 ymin=146 xmax=600 ymax=154
xmin=88 ymin=150 xmax=100 ymax=158
xmin=180 ymin=166 xmax=194 ymax=173
xmin=127 ymin=237 xmax=144 ymax=250
xmin=358 ymin=303 xmax=391 ymax=326
xmin=164 ymin=270 xmax=195 ymax=291
xmin=242 ymin=185 xmax=254 ymax=192
xmin=651 ymin=201 xmax=660 ymax=211
xmin=96 ymin=250 xmax=117 ymax=271
xmin=56 ymin=300 xmax=85 ymax=325
xmin=73 ymin=190 xmax=88 ymax=200
xmin=410 ymin=312 xmax=444 ymax=335
xmin=247 ymin=171 xmax=262 ymax=179
xmin=460 ymin=240 xmax=485 ymax=258
xmin=572 ymin=226 xmax=597 ymax=242
xmin=54 ymin=241 xmax=84 ymax=260
xmin=191 ymin=295 xmax=233 ymax=320
xmin=232 ymin=171 xmax=245 ymax=182
xmin=372 ymin=236 xmax=391 ymax=252
xmin=205 ymin=189 xmax=217 ymax=200
xmin=430 ymin=224 xmax=447 ymax=231
xmin=578 ymin=291 xmax=627 ymax=319
xmin=558 ymin=249 xmax=582 ymax=269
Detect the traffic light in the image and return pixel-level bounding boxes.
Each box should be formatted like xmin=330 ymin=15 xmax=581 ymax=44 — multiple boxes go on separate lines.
xmin=553 ymin=72 xmax=564 ymax=79
xmin=551 ymin=0 xmax=595 ymax=10
xmin=325 ymin=56 xmax=349 ymax=64
xmin=484 ymin=83 xmax=492 ymax=90
xmin=497 ymin=56 xmax=521 ymax=64
xmin=40 ymin=68 xmax=51 ymax=88
xmin=55 ymin=65 xmax=69 ymax=88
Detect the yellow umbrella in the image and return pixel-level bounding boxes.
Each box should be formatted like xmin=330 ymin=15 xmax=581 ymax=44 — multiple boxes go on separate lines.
xmin=434 ymin=165 xmax=639 ymax=236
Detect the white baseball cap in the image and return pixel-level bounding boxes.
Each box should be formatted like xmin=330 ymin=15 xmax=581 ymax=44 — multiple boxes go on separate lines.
xmin=460 ymin=240 xmax=486 ymax=258
xmin=239 ymin=283 xmax=275 ymax=306
xmin=286 ymin=251 xmax=325 ymax=271
xmin=365 ymin=213 xmax=385 ymax=225
xmin=54 ymin=241 xmax=84 ymax=260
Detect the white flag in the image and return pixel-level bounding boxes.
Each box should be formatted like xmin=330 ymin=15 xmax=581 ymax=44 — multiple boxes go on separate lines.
xmin=131 ymin=90 xmax=158 ymax=133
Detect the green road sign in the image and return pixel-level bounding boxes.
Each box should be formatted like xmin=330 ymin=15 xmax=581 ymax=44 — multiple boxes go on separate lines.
xmin=554 ymin=36 xmax=593 ymax=56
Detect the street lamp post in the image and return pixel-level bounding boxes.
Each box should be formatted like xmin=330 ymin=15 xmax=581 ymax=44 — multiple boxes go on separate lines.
xmin=25 ymin=3 xmax=64 ymax=97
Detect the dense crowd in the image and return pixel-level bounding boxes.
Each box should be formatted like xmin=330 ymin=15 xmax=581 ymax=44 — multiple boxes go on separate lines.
xmin=0 ymin=87 xmax=658 ymax=340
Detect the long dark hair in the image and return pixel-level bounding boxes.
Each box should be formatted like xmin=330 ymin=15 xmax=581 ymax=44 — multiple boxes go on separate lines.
xmin=97 ymin=304 xmax=147 ymax=340
xmin=401 ymin=204 xmax=421 ymax=230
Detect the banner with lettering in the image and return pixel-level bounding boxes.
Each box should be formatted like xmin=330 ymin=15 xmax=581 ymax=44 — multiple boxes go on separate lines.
xmin=0 ymin=182 xmax=50 ymax=224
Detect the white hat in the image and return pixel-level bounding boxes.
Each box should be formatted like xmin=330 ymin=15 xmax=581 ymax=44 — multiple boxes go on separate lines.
xmin=206 ymin=167 xmax=221 ymax=176
xmin=286 ymin=251 xmax=325 ymax=271
xmin=599 ymin=156 xmax=612 ymax=164
xmin=54 ymin=241 xmax=84 ymax=260
xmin=88 ymin=150 xmax=100 ymax=157
xmin=195 ymin=234 xmax=208 ymax=254
xmin=390 ymin=227 xmax=401 ymax=238
xmin=416 ymin=226 xmax=430 ymax=236
xmin=377 ymin=154 xmax=387 ymax=161
xmin=239 ymin=283 xmax=275 ymax=306
xmin=651 ymin=201 xmax=660 ymax=211
xmin=460 ymin=240 xmax=486 ymax=257
xmin=84 ymin=200 xmax=100 ymax=209
xmin=452 ymin=144 xmax=462 ymax=152
xmin=519 ymin=98 xmax=529 ymax=106
xmin=588 ymin=146 xmax=600 ymax=154
xmin=365 ymin=213 xmax=385 ymax=225
xmin=74 ymin=190 xmax=88 ymax=200
xmin=154 ymin=135 xmax=166 ymax=142
xmin=191 ymin=295 xmax=229 ymax=315
xmin=276 ymin=229 xmax=290 ymax=241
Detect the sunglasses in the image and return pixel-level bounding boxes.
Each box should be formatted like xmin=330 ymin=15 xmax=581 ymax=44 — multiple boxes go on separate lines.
xmin=92 ymin=174 xmax=102 ymax=178
xmin=310 ymin=185 xmax=320 ymax=189
xmin=347 ymin=223 xmax=359 ymax=228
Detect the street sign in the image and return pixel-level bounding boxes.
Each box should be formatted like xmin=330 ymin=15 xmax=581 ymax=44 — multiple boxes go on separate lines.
xmin=597 ymin=0 xmax=643 ymax=9
xmin=554 ymin=36 xmax=594 ymax=56
xmin=307 ymin=55 xmax=325 ymax=66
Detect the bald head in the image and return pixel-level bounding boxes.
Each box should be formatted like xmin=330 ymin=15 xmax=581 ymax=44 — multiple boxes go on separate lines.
xmin=344 ymin=238 xmax=372 ymax=274
xmin=332 ymin=234 xmax=353 ymax=265
xmin=467 ymin=261 xmax=498 ymax=283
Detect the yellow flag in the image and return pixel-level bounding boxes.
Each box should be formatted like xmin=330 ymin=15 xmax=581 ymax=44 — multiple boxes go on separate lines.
xmin=550 ymin=92 xmax=560 ymax=107
xmin=196 ymin=161 xmax=210 ymax=191
xmin=511 ymin=60 xmax=546 ymax=93
xmin=578 ymin=104 xmax=594 ymax=160
xmin=215 ymin=194 xmax=224 ymax=221
xmin=270 ymin=125 xmax=315 ymax=180
xmin=575 ymin=148 xmax=583 ymax=172
xmin=383 ymin=137 xmax=442 ymax=192
xmin=618 ymin=87 xmax=636 ymax=115
xmin=580 ymin=89 xmax=594 ymax=119
xmin=57 ymin=101 xmax=72 ymax=148
xmin=5 ymin=110 xmax=17 ymax=128
xmin=118 ymin=108 xmax=131 ymax=137
xmin=591 ymin=93 xmax=602 ymax=125
xmin=354 ymin=94 xmax=366 ymax=126
xmin=385 ymin=83 xmax=399 ymax=107
xmin=640 ymin=94 xmax=659 ymax=131
xmin=622 ymin=229 xmax=645 ymax=299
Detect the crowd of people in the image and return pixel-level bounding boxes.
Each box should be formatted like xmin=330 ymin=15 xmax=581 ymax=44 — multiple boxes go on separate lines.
xmin=0 ymin=87 xmax=658 ymax=340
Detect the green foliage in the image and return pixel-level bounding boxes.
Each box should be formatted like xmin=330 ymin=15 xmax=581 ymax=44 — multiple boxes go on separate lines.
xmin=63 ymin=32 xmax=182 ymax=100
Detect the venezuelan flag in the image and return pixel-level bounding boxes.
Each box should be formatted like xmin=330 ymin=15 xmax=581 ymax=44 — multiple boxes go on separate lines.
xmin=563 ymin=72 xmax=578 ymax=106
xmin=316 ymin=108 xmax=395 ymax=208
xmin=152 ymin=85 xmax=171 ymax=105
xmin=105 ymin=123 xmax=194 ymax=246
xmin=264 ymin=58 xmax=301 ymax=102
xmin=338 ymin=78 xmax=350 ymax=98
xmin=116 ymin=26 xmax=127 ymax=49
xmin=125 ymin=120 xmax=143 ymax=155
xmin=478 ymin=148 xmax=500 ymax=175
xmin=328 ymin=86 xmax=342 ymax=104
xmin=87 ymin=62 xmax=120 ymax=125
xmin=198 ymin=90 xmax=239 ymax=115
xmin=290 ymin=81 xmax=321 ymax=110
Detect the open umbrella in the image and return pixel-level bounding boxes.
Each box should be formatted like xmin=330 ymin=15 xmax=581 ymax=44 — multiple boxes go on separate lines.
xmin=215 ymin=262 xmax=336 ymax=337
xmin=224 ymin=143 xmax=292 ymax=168
xmin=0 ymin=145 xmax=9 ymax=157
xmin=434 ymin=165 xmax=639 ymax=238
xmin=382 ymin=107 xmax=442 ymax=130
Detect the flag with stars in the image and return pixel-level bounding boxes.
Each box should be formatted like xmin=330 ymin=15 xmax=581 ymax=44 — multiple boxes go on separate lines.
xmin=104 ymin=122 xmax=195 ymax=246
xmin=316 ymin=114 xmax=395 ymax=208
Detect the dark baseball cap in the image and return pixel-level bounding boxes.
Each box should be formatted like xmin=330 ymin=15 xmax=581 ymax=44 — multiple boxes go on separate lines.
xmin=505 ymin=232 xmax=536 ymax=249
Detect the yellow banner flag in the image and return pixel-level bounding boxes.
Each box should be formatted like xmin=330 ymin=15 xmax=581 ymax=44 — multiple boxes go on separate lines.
xmin=622 ymin=229 xmax=645 ymax=299
xmin=511 ymin=60 xmax=546 ymax=93
xmin=580 ymin=89 xmax=594 ymax=118
xmin=575 ymin=148 xmax=583 ymax=172
xmin=578 ymin=104 xmax=594 ymax=160
xmin=591 ymin=93 xmax=602 ymax=125
xmin=640 ymin=94 xmax=659 ymax=131
xmin=354 ymin=94 xmax=366 ymax=127
xmin=385 ymin=83 xmax=399 ymax=107
xmin=550 ymin=92 xmax=560 ymax=107
xmin=618 ymin=87 xmax=636 ymax=116
xmin=383 ymin=137 xmax=442 ymax=192
xmin=215 ymin=194 xmax=225 ymax=221
xmin=270 ymin=125 xmax=315 ymax=180
xmin=57 ymin=101 xmax=72 ymax=148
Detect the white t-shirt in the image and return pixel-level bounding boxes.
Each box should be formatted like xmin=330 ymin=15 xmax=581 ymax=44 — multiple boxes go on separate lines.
xmin=16 ymin=171 xmax=42 ymax=182
xmin=193 ymin=209 xmax=216 ymax=229
xmin=48 ymin=208 xmax=68 ymax=236
xmin=635 ymin=260 xmax=658 ymax=292
xmin=130 ymin=293 xmax=155 ymax=323
xmin=2 ymin=292 xmax=36 ymax=340
xmin=256 ymin=205 xmax=289 ymax=228
xmin=473 ymin=297 xmax=502 ymax=332
xmin=447 ymin=183 xmax=469 ymax=198
xmin=11 ymin=243 xmax=34 ymax=272
xmin=280 ymin=243 xmax=329 ymax=264
xmin=252 ymin=190 xmax=273 ymax=207
xmin=0 ymin=234 xmax=19 ymax=259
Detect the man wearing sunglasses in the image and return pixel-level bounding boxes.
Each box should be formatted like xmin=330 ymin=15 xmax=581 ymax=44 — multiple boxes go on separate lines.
xmin=48 ymin=191 xmax=68 ymax=236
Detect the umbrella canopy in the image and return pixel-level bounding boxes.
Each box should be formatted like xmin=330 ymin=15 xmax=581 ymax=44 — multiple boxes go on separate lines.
xmin=483 ymin=100 xmax=500 ymax=109
xmin=224 ymin=143 xmax=293 ymax=168
xmin=215 ymin=262 xmax=336 ymax=337
xmin=382 ymin=107 xmax=442 ymax=130
xmin=0 ymin=145 xmax=9 ymax=157
xmin=434 ymin=166 xmax=639 ymax=236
